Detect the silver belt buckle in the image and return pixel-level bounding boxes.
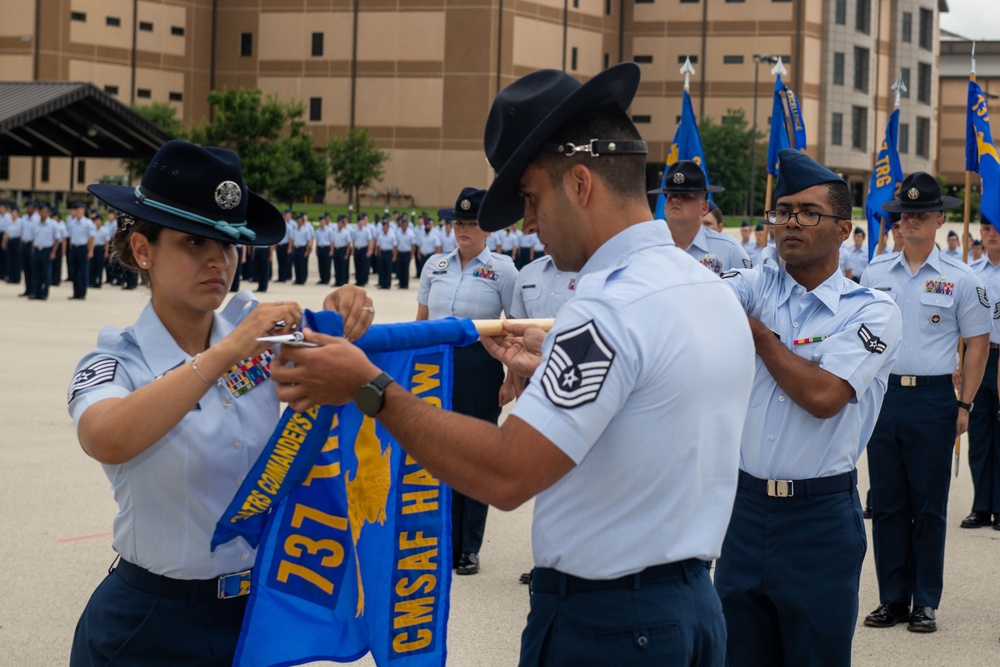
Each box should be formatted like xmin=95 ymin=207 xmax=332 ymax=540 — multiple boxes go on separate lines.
xmin=217 ymin=569 xmax=253 ymax=599
xmin=900 ymin=376 xmax=917 ymax=387
xmin=767 ymin=479 xmax=794 ymax=498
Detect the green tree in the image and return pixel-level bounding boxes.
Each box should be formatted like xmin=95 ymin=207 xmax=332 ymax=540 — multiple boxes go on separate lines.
xmin=326 ymin=129 xmax=389 ymax=212
xmin=122 ymin=102 xmax=183 ymax=183
xmin=699 ymin=109 xmax=768 ymax=218
xmin=270 ymin=123 xmax=329 ymax=208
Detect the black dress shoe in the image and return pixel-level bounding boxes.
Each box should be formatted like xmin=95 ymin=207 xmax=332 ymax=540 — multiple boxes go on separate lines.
xmin=864 ymin=601 xmax=911 ymax=627
xmin=993 ymin=516 xmax=1000 ymax=530
xmin=519 ymin=572 xmax=531 ymax=585
xmin=961 ymin=511 xmax=992 ymax=528
xmin=456 ymin=552 xmax=480 ymax=575
xmin=863 ymin=505 xmax=873 ymax=519
xmin=907 ymin=606 xmax=937 ymax=633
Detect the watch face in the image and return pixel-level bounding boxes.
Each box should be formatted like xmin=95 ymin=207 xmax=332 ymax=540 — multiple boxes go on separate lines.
xmin=355 ymin=385 xmax=382 ymax=417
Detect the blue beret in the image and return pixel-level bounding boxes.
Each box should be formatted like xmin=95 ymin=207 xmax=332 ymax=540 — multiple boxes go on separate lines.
xmin=741 ymin=219 xmax=751 ymax=227
xmin=773 ymin=149 xmax=845 ymax=201
xmin=947 ymin=230 xmax=958 ymax=238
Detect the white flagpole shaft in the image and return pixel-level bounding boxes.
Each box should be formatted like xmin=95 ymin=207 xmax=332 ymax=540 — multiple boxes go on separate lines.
xmin=474 ymin=318 xmax=554 ymax=337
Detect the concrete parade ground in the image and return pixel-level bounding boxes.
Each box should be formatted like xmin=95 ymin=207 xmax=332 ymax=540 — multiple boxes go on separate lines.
xmin=2 ymin=223 xmax=1000 ymax=667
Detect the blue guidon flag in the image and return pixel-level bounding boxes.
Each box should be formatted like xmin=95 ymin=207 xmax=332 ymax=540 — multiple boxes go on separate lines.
xmin=541 ymin=320 xmax=615 ymax=409
xmin=213 ymin=312 xmax=478 ymax=667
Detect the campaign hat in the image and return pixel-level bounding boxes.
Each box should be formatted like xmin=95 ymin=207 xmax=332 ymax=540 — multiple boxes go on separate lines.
xmin=881 ymin=172 xmax=961 ymax=213
xmin=438 ymin=187 xmax=486 ymax=222
xmin=774 ymin=148 xmax=846 ymax=200
xmin=479 ymin=63 xmax=644 ymax=232
xmin=648 ymin=160 xmax=724 ymax=195
xmin=88 ymin=140 xmax=284 ymax=246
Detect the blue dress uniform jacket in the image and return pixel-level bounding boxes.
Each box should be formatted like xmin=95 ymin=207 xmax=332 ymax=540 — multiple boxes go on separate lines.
xmin=680 ymin=225 xmax=753 ymax=275
xmin=715 ymin=260 xmax=902 ymax=667
xmin=860 ymin=250 xmax=991 ymax=612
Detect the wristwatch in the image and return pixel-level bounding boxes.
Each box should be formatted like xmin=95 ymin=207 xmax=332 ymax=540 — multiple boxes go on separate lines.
xmin=957 ymin=399 xmax=974 ymax=413
xmin=355 ymin=372 xmax=394 ymax=417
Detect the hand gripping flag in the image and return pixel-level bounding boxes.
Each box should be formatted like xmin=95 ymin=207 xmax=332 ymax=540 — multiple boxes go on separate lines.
xmin=865 ymin=108 xmax=903 ymax=259
xmin=968 ymin=80 xmax=1000 ymax=231
xmin=213 ymin=312 xmax=479 ymax=667
xmin=654 ymin=89 xmax=712 ymax=219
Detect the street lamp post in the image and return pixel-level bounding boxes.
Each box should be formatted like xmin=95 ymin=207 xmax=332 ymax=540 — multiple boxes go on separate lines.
xmin=749 ymin=54 xmax=777 ymax=217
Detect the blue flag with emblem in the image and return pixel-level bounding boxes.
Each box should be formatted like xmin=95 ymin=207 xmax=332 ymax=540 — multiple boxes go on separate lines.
xmin=967 ymin=80 xmax=1000 ymax=231
xmin=654 ymin=89 xmax=712 ymax=219
xmin=865 ymin=108 xmax=903 ymax=260
xmin=213 ymin=313 xmax=479 ymax=667
xmin=767 ymin=74 xmax=792 ymax=176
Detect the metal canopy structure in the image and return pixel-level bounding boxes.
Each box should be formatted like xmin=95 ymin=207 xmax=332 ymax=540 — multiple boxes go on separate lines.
xmin=0 ymin=81 xmax=172 ymax=158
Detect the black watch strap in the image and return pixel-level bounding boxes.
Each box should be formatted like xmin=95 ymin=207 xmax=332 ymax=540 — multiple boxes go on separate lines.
xmin=957 ymin=400 xmax=973 ymax=412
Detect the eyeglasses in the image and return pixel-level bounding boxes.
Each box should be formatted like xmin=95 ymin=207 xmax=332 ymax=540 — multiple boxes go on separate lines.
xmin=764 ymin=210 xmax=847 ymax=226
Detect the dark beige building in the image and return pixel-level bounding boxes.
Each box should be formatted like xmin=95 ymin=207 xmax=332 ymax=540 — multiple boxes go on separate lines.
xmin=0 ymin=0 xmax=951 ymax=209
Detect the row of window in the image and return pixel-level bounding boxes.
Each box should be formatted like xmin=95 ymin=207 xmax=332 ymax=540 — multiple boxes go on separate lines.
xmin=830 ymin=109 xmax=930 ymax=157
xmin=834 ymin=0 xmax=934 ymax=50
xmin=633 ymin=54 xmax=792 ymax=66
xmin=70 ymin=12 xmax=184 ymax=35
xmin=102 ymin=85 xmax=183 ymax=102
xmin=831 ymin=49 xmax=932 ymax=103
xmin=0 ymin=156 xmax=89 ymax=184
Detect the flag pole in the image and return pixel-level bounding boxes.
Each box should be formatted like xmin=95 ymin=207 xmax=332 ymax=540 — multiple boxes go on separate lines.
xmin=956 ymin=47 xmax=977 ymax=478
xmin=876 ymin=74 xmax=907 ymax=255
xmin=474 ymin=318 xmax=554 ymax=337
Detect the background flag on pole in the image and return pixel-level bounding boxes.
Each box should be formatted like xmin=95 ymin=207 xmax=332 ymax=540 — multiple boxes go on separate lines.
xmin=865 ymin=108 xmax=903 ymax=260
xmin=766 ymin=74 xmax=792 ymax=176
xmin=967 ymin=80 xmax=1000 ymax=230
xmin=214 ymin=313 xmax=479 ymax=667
xmin=783 ymin=84 xmax=807 ymax=152
xmin=654 ymin=89 xmax=712 ymax=219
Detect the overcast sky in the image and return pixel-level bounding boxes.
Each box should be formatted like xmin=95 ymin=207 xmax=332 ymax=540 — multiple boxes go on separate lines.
xmin=940 ymin=0 xmax=1000 ymax=41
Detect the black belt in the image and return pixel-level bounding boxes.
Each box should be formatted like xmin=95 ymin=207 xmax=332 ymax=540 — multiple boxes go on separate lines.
xmin=888 ymin=374 xmax=952 ymax=387
xmin=737 ymin=469 xmax=857 ymax=498
xmin=113 ymin=558 xmax=251 ymax=601
xmin=990 ymin=343 xmax=1000 ymax=351
xmin=530 ymin=559 xmax=706 ymax=596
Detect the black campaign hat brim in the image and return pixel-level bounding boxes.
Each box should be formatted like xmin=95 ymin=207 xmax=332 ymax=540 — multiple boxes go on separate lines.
xmin=87 ymin=183 xmax=285 ymax=246
xmin=479 ymin=63 xmax=641 ymax=232
xmin=881 ymin=195 xmax=963 ymax=213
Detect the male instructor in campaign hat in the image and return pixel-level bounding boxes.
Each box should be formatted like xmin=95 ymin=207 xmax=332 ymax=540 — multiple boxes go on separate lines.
xmin=650 ymin=160 xmax=751 ymax=274
xmin=860 ymin=172 xmax=990 ymax=633
xmin=272 ymin=62 xmax=755 ymax=665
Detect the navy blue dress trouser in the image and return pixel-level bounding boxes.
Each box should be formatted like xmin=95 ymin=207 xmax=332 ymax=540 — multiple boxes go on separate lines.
xmin=68 ymin=244 xmax=89 ymax=298
xmin=867 ymin=382 xmax=956 ymax=609
xmin=333 ymin=246 xmax=349 ymax=285
xmin=396 ymin=251 xmax=411 ymax=288
xmin=967 ymin=347 xmax=1000 ymax=515
xmin=520 ymin=560 xmax=725 ymax=667
xmin=316 ymin=245 xmax=332 ymax=284
xmin=353 ymin=249 xmax=370 ymax=286
xmin=292 ymin=247 xmax=308 ymax=284
xmin=30 ymin=247 xmax=52 ymax=299
xmin=714 ymin=486 xmax=866 ymax=667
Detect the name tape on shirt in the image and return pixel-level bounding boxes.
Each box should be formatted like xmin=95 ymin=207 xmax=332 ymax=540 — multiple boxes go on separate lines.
xmin=68 ymin=358 xmax=118 ymax=402
xmin=541 ymin=320 xmax=615 ymax=409
xmin=857 ymin=324 xmax=886 ymax=354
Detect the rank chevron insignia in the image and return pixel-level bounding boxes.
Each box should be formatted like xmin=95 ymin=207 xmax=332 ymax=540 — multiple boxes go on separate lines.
xmin=541 ymin=320 xmax=615 ymax=408
xmin=857 ymin=324 xmax=886 ymax=354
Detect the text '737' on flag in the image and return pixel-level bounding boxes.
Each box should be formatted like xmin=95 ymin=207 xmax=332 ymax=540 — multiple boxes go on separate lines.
xmin=213 ymin=312 xmax=479 ymax=667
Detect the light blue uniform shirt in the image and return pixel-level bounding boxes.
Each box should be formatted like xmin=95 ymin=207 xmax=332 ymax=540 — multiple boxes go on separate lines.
xmin=861 ymin=250 xmax=990 ymax=375
xmin=314 ymin=224 xmax=335 ymax=247
xmin=290 ymin=223 xmax=314 ymax=247
xmin=67 ymin=216 xmax=96 ymax=245
xmin=94 ymin=224 xmax=112 ymax=245
xmin=67 ymin=292 xmax=279 ymax=578
xmin=499 ymin=229 xmax=519 ymax=252
xmin=417 ymin=227 xmax=440 ymax=254
xmin=440 ymin=228 xmax=457 ymax=253
xmin=742 ymin=237 xmax=761 ymax=266
xmin=351 ymin=224 xmax=373 ymax=248
xmin=22 ymin=213 xmax=39 ymax=243
xmin=512 ymin=220 xmax=754 ymax=578
xmin=723 ymin=263 xmax=902 ymax=480
xmin=32 ymin=217 xmax=58 ymax=248
xmin=510 ymin=255 xmax=577 ymax=319
xmin=942 ymin=247 xmax=963 ymax=263
xmin=5 ymin=214 xmax=21 ymax=238
xmin=679 ymin=225 xmax=753 ymax=275
xmin=396 ymin=226 xmax=416 ymax=252
xmin=375 ymin=228 xmax=397 ymax=251
xmin=839 ymin=244 xmax=868 ymax=278
xmin=972 ymin=256 xmax=1000 ymax=344
xmin=55 ymin=219 xmax=68 ymax=241
xmin=417 ymin=246 xmax=516 ymax=320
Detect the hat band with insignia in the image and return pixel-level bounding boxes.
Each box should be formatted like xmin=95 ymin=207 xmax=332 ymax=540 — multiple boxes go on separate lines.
xmin=134 ymin=185 xmax=255 ymax=241
xmin=538 ymin=139 xmax=648 ymax=157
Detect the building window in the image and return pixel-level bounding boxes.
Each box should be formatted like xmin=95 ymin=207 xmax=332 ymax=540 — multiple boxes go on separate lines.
xmin=632 ymin=115 xmax=651 ymax=123
xmin=138 ymin=21 xmax=153 ymax=32
xmin=605 ymin=0 xmax=612 ymax=14
xmin=833 ymin=52 xmax=844 ymax=85
xmin=917 ymin=62 xmax=931 ymax=104
xmin=634 ymin=0 xmax=654 ymax=4
xmin=71 ymin=11 xmax=86 ymax=22
xmin=168 ymin=91 xmax=183 ymax=101
xmin=41 ymin=157 xmax=50 ymax=183
xmin=0 ymin=155 xmax=9 ymax=181
xmin=831 ymin=112 xmax=843 ymax=146
xmin=723 ymin=55 xmax=744 ymax=64
xmin=901 ymin=11 xmax=912 ymax=42
xmin=171 ymin=26 xmax=184 ymax=36
xmin=573 ymin=0 xmax=579 ymax=7
xmin=916 ymin=116 xmax=930 ymax=157
xmin=77 ymin=160 xmax=86 ymax=184
xmin=721 ymin=115 xmax=741 ymax=124
xmin=677 ymin=55 xmax=698 ymax=64
xmin=919 ymin=8 xmax=933 ymax=50
xmin=898 ymin=122 xmax=909 ymax=154
xmin=240 ymin=33 xmax=253 ymax=57
xmin=604 ymin=53 xmax=610 ymax=68
xmin=855 ymin=0 xmax=870 ymax=33
xmin=107 ymin=16 xmax=121 ymax=27
xmin=311 ymin=32 xmax=324 ymax=57
xmin=104 ymin=84 xmax=119 ymax=95
xmin=834 ymin=0 xmax=846 ymax=24
xmin=853 ymin=47 xmax=869 ymax=93
xmin=851 ymin=106 xmax=867 ymax=149
xmin=900 ymin=67 xmax=911 ymax=97
xmin=634 ymin=55 xmax=653 ymax=64
xmin=680 ymin=0 xmax=698 ymax=3
xmin=725 ymin=0 xmax=745 ymax=3
xmin=136 ymin=88 xmax=151 ymax=99
xmin=571 ymin=47 xmax=578 ymax=71
xmin=309 ymin=97 xmax=322 ymax=122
